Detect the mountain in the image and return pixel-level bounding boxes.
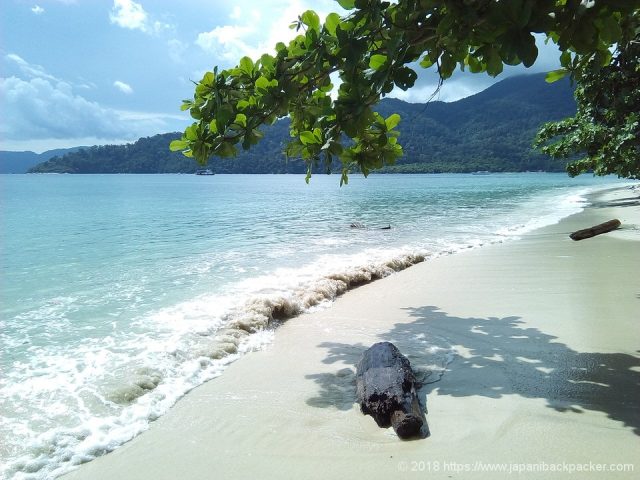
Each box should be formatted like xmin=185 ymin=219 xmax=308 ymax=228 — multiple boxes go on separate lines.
xmin=0 ymin=147 xmax=86 ymax=174
xmin=29 ymin=73 xmax=576 ymax=174
xmin=374 ymin=73 xmax=575 ymax=173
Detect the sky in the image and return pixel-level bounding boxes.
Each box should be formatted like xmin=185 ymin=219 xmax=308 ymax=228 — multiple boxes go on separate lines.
xmin=1 ymin=0 xmax=562 ymax=153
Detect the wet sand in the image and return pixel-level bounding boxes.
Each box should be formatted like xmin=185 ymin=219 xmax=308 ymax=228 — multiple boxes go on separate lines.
xmin=63 ymin=186 xmax=640 ymax=479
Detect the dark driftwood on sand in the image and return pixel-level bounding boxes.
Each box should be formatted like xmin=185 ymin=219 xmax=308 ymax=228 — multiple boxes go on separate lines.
xmin=569 ymin=219 xmax=621 ymax=241
xmin=356 ymin=342 xmax=423 ymax=439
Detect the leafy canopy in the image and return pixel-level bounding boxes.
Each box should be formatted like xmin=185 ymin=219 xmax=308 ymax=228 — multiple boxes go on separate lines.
xmin=171 ymin=0 xmax=640 ymax=183
xmin=535 ymin=15 xmax=640 ymax=179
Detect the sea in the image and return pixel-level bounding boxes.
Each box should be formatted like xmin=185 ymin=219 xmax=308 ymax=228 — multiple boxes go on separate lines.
xmin=0 ymin=173 xmax=632 ymax=479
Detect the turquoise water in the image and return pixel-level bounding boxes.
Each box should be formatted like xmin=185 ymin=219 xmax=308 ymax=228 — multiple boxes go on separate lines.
xmin=0 ymin=173 xmax=631 ymax=479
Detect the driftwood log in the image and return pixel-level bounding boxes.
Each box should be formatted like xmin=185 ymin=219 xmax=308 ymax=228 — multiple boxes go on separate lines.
xmin=350 ymin=222 xmax=392 ymax=230
xmin=569 ymin=219 xmax=621 ymax=241
xmin=356 ymin=342 xmax=424 ymax=439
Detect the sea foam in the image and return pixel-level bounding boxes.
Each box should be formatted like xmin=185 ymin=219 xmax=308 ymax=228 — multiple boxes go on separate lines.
xmin=2 ymin=251 xmax=426 ymax=480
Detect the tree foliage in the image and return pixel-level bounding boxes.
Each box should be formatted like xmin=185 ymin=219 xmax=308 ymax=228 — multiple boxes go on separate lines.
xmin=535 ymin=16 xmax=640 ymax=178
xmin=171 ymin=0 xmax=640 ymax=182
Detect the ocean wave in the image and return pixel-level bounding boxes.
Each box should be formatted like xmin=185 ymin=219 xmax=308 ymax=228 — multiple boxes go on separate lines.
xmin=1 ymin=181 xmax=624 ymax=480
xmin=1 ymin=251 xmax=427 ymax=480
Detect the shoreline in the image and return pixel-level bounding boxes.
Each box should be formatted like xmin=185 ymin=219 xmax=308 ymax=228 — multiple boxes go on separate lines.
xmin=58 ymin=184 xmax=639 ymax=479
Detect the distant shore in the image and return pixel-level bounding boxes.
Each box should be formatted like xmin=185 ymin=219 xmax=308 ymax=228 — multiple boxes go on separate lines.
xmin=63 ymin=185 xmax=640 ymax=480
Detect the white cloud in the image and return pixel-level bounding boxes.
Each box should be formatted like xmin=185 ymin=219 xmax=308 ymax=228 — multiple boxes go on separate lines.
xmin=113 ymin=80 xmax=133 ymax=94
xmin=109 ymin=0 xmax=173 ymax=35
xmin=109 ymin=0 xmax=148 ymax=31
xmin=0 ymin=57 xmax=186 ymax=145
xmin=167 ymin=39 xmax=188 ymax=63
xmin=6 ymin=53 xmax=59 ymax=82
xmin=196 ymin=25 xmax=255 ymax=61
xmin=195 ymin=1 xmax=338 ymax=63
xmin=388 ymin=35 xmax=562 ymax=103
xmin=0 ymin=76 xmax=133 ymax=140
xmin=389 ymin=76 xmax=492 ymax=103
xmin=152 ymin=20 xmax=173 ymax=34
xmin=229 ymin=6 xmax=242 ymax=20
xmin=31 ymin=5 xmax=45 ymax=15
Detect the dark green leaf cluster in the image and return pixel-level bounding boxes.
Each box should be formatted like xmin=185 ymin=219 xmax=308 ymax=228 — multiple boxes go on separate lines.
xmin=172 ymin=0 xmax=638 ymax=181
xmin=535 ymin=15 xmax=640 ymax=179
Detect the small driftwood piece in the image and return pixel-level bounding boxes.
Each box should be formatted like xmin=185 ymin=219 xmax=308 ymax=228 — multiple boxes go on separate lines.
xmin=356 ymin=342 xmax=423 ymax=439
xmin=569 ymin=219 xmax=621 ymax=241
xmin=350 ymin=222 xmax=392 ymax=230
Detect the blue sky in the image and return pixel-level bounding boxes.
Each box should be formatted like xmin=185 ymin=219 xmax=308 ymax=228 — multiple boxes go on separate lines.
xmin=1 ymin=0 xmax=562 ymax=153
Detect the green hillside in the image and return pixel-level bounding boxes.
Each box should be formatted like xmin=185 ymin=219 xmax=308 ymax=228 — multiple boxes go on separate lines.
xmin=0 ymin=147 xmax=85 ymax=173
xmin=29 ymin=73 xmax=575 ymax=174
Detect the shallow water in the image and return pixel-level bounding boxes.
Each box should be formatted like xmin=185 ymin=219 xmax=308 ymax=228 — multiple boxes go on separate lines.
xmin=0 ymin=173 xmax=631 ymax=479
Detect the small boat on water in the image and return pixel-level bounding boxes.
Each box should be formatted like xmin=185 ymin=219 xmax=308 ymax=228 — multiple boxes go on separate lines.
xmin=195 ymin=169 xmax=215 ymax=175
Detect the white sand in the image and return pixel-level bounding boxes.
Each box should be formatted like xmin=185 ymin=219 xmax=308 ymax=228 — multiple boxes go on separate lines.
xmin=63 ymin=185 xmax=640 ymax=479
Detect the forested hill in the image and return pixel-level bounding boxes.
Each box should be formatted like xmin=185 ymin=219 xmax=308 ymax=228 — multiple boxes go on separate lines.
xmin=0 ymin=147 xmax=85 ymax=173
xmin=29 ymin=73 xmax=575 ymax=174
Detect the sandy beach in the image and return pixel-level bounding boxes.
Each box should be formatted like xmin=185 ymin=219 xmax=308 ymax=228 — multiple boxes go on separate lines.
xmin=63 ymin=185 xmax=640 ymax=479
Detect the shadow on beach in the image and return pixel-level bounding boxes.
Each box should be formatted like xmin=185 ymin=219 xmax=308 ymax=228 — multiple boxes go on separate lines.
xmin=305 ymin=306 xmax=640 ymax=436
xmin=591 ymin=196 xmax=640 ymax=209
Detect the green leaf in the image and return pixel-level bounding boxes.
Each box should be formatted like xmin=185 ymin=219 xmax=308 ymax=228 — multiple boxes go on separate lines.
xmin=337 ymin=0 xmax=355 ymax=9
xmin=251 ymin=128 xmax=264 ymax=141
xmin=369 ymin=54 xmax=387 ymax=70
xmin=385 ymin=113 xmax=401 ymax=130
xmin=259 ymin=53 xmax=275 ymax=70
xmin=285 ymin=141 xmax=304 ymax=158
xmin=486 ymin=49 xmax=504 ymax=76
xmin=373 ymin=112 xmax=385 ymax=128
xmin=169 ymin=139 xmax=188 ymax=151
xmin=215 ymin=141 xmax=237 ymax=158
xmin=239 ymin=56 xmax=254 ymax=76
xmin=215 ymin=105 xmax=234 ymax=131
xmin=237 ymin=99 xmax=251 ymax=110
xmin=440 ymin=53 xmax=456 ymax=78
xmin=340 ymin=169 xmax=349 ymax=186
xmin=299 ymin=131 xmax=318 ymax=145
xmin=466 ymin=54 xmax=483 ymax=73
xmin=234 ymin=113 xmax=247 ymax=127
xmin=325 ymin=13 xmax=340 ymax=36
xmin=419 ymin=55 xmax=434 ymax=68
xmin=255 ymin=76 xmax=270 ymax=91
xmin=301 ymin=10 xmax=320 ymax=32
xmin=185 ymin=124 xmax=198 ymax=140
xmin=598 ymin=15 xmax=622 ymax=44
xmin=242 ymin=128 xmax=263 ymax=150
xmin=545 ymin=69 xmax=568 ymax=83
xmin=393 ymin=66 xmax=417 ymax=90
xmin=200 ymin=71 xmax=214 ymax=86
xmin=515 ymin=31 xmax=538 ymax=68
xmin=189 ymin=107 xmax=202 ymax=120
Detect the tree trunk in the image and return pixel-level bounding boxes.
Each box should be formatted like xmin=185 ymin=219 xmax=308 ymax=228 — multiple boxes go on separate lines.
xmin=570 ymin=219 xmax=621 ymax=241
xmin=356 ymin=342 xmax=424 ymax=439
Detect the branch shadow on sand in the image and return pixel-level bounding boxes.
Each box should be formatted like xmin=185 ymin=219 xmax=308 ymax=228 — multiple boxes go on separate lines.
xmin=304 ymin=306 xmax=640 ymax=436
